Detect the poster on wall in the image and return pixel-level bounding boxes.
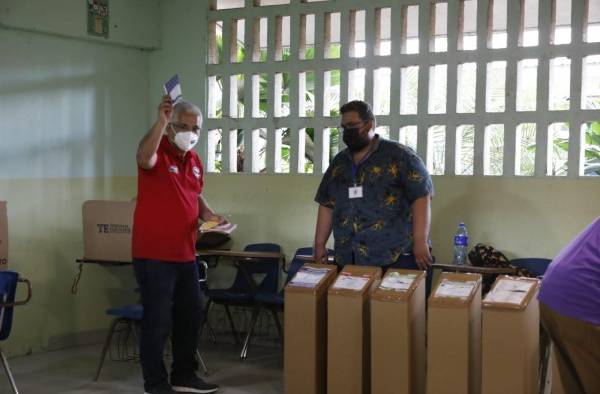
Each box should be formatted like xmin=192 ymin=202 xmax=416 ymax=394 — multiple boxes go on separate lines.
xmin=0 ymin=201 xmax=8 ymax=270
xmin=87 ymin=0 xmax=109 ymax=39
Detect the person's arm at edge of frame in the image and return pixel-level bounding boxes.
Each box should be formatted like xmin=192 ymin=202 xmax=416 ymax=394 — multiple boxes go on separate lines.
xmin=137 ymin=95 xmax=172 ymax=170
xmin=313 ymin=204 xmax=333 ymax=263
xmin=412 ymin=194 xmax=433 ymax=271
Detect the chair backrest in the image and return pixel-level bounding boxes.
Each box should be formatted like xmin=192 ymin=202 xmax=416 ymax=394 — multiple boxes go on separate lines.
xmin=229 ymin=243 xmax=282 ymax=293
xmin=0 ymin=271 xmax=19 ymax=341
xmin=510 ymin=258 xmax=552 ymax=278
xmin=285 ymin=247 xmax=335 ymax=285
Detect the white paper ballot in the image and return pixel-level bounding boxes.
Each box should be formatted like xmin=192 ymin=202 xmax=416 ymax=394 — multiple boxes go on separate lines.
xmin=332 ymin=274 xmax=369 ymax=291
xmin=434 ymin=279 xmax=478 ymax=299
xmin=485 ymin=279 xmax=535 ymax=305
xmin=379 ymin=272 xmax=417 ymax=291
xmin=289 ymin=267 xmax=330 ymax=288
xmin=164 ymin=74 xmax=183 ymax=103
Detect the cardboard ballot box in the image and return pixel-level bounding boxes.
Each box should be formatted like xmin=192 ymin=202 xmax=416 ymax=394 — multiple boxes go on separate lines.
xmin=284 ymin=264 xmax=338 ymax=394
xmin=371 ymin=269 xmax=427 ymax=394
xmin=327 ymin=265 xmax=382 ymax=394
xmin=427 ymin=272 xmax=482 ymax=394
xmin=482 ymin=276 xmax=540 ymax=394
xmin=0 ymin=201 xmax=7 ymax=269
xmin=82 ymin=200 xmax=135 ymax=262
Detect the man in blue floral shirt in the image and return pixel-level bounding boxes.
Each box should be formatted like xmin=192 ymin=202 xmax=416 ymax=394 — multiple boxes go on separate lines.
xmin=313 ymin=101 xmax=434 ymax=277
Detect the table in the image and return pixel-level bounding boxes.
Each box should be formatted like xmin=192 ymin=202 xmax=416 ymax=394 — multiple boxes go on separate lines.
xmin=295 ymin=254 xmax=336 ymax=263
xmin=73 ymin=250 xmax=287 ymax=294
xmin=196 ymin=249 xmax=286 ymax=293
xmin=71 ymin=258 xmax=132 ymax=294
xmin=197 ymin=249 xmax=285 ymax=261
xmin=431 ymin=263 xmax=517 ymax=275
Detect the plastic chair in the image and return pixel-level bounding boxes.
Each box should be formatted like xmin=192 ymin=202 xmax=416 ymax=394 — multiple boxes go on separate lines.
xmin=510 ymin=258 xmax=552 ymax=278
xmin=240 ymin=247 xmax=333 ymax=359
xmin=95 ymin=263 xmax=210 ymax=381
xmin=205 ymin=243 xmax=281 ymax=345
xmin=0 ymin=271 xmax=32 ymax=394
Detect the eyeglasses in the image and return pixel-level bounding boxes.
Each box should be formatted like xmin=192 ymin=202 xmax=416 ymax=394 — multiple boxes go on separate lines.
xmin=170 ymin=123 xmax=201 ymax=133
xmin=338 ymin=120 xmax=366 ymax=133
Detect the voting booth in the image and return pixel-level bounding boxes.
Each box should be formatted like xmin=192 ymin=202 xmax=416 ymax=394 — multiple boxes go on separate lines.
xmin=0 ymin=201 xmax=7 ymax=269
xmin=371 ymin=269 xmax=427 ymax=394
xmin=427 ymin=272 xmax=483 ymax=394
xmin=82 ymin=200 xmax=135 ymax=262
xmin=327 ymin=265 xmax=382 ymax=394
xmin=284 ymin=264 xmax=338 ymax=394
xmin=482 ymin=276 xmax=540 ymax=394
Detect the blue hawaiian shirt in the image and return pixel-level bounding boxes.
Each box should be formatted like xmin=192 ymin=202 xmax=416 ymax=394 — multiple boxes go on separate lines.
xmin=315 ymin=136 xmax=434 ymax=267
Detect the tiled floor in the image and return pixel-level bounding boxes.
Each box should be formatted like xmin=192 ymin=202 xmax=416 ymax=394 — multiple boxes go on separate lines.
xmin=4 ymin=342 xmax=283 ymax=394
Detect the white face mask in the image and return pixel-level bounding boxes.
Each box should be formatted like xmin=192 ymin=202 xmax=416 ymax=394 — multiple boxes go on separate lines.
xmin=171 ymin=127 xmax=199 ymax=152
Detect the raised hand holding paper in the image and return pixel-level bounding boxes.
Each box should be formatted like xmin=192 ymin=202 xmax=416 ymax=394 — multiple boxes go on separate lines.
xmin=164 ymin=74 xmax=183 ymax=104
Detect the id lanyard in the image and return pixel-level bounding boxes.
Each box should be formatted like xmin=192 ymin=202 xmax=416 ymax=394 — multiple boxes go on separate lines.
xmin=351 ymin=162 xmax=359 ymax=186
xmin=349 ymin=162 xmax=363 ymax=199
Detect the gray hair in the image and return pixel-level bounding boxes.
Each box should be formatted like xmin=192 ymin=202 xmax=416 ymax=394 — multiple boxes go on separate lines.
xmin=171 ymin=101 xmax=203 ymax=125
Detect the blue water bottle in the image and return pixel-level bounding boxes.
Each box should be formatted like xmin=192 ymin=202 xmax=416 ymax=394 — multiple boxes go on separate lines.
xmin=453 ymin=223 xmax=469 ymax=265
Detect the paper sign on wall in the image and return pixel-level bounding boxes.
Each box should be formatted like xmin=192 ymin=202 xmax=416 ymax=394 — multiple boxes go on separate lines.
xmin=0 ymin=201 xmax=7 ymax=269
xmin=87 ymin=0 xmax=109 ymax=39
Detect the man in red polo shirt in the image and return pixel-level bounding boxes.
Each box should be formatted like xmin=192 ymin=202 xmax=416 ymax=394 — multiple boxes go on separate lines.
xmin=132 ymin=95 xmax=220 ymax=394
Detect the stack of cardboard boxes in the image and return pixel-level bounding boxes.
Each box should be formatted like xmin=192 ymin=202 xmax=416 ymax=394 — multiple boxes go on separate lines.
xmin=284 ymin=264 xmax=338 ymax=394
xmin=327 ymin=265 xmax=381 ymax=394
xmin=427 ymin=273 xmax=482 ymax=394
xmin=284 ymin=266 xmax=544 ymax=394
xmin=371 ymin=269 xmax=427 ymax=394
xmin=482 ymin=276 xmax=540 ymax=394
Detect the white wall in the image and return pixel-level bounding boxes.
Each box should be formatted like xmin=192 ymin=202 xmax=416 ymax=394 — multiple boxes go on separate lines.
xmin=0 ymin=0 xmax=158 ymax=358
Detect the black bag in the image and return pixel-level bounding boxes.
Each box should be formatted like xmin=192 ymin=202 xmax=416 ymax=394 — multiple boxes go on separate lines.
xmin=468 ymin=243 xmax=532 ymax=277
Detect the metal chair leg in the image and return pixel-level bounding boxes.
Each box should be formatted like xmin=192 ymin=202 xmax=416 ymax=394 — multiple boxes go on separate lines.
xmin=196 ymin=349 xmax=209 ymax=376
xmin=224 ymin=305 xmax=240 ymax=345
xmin=200 ymin=300 xmax=217 ymax=345
xmin=240 ymin=306 xmax=260 ymax=359
xmin=270 ymin=308 xmax=283 ymax=343
xmin=131 ymin=322 xmax=140 ymax=360
xmin=94 ymin=318 xmax=122 ymax=381
xmin=0 ymin=348 xmax=18 ymax=394
xmin=206 ymin=321 xmax=217 ymax=344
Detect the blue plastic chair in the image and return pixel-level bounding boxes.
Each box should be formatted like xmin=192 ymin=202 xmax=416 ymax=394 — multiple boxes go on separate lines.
xmin=95 ymin=262 xmax=210 ymax=381
xmin=510 ymin=258 xmax=552 ymax=278
xmin=94 ymin=304 xmax=143 ymax=381
xmin=205 ymin=243 xmax=281 ymax=345
xmin=0 ymin=271 xmax=32 ymax=394
xmin=240 ymin=247 xmax=334 ymax=359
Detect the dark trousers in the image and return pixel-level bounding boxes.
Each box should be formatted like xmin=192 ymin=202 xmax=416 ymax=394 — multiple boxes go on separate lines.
xmin=386 ymin=254 xmax=434 ymax=297
xmin=133 ymin=259 xmax=203 ymax=391
xmin=540 ymin=303 xmax=600 ymax=394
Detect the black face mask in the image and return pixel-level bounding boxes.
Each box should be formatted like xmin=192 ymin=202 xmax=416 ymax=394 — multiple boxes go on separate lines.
xmin=343 ymin=126 xmax=370 ymax=152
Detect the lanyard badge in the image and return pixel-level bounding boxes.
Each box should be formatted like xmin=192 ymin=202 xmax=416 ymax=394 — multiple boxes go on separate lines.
xmin=349 ymin=162 xmax=363 ymax=199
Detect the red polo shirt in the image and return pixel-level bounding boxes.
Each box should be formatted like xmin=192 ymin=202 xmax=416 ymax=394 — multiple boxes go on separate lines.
xmin=132 ymin=136 xmax=204 ymax=262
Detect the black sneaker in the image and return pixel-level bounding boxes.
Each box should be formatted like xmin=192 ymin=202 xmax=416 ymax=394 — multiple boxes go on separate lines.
xmin=171 ymin=375 xmax=219 ymax=393
xmin=144 ymin=383 xmax=178 ymax=394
